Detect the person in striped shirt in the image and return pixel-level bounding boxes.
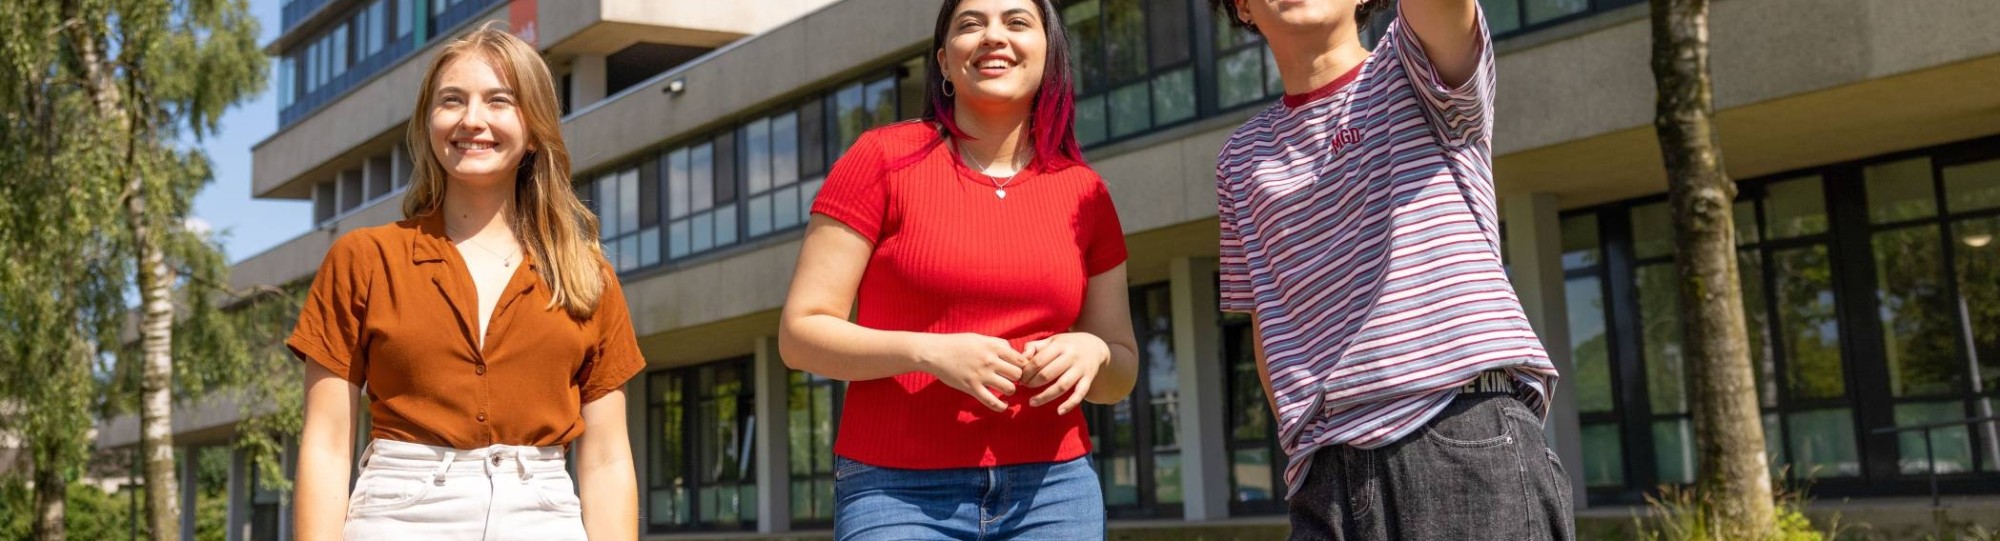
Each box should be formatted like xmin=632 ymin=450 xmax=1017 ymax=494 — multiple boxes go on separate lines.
xmin=1207 ymin=0 xmax=1572 ymax=539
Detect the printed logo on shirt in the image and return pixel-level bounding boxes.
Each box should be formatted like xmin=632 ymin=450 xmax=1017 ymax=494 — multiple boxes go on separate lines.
xmin=1328 ymin=127 xmax=1364 ymax=156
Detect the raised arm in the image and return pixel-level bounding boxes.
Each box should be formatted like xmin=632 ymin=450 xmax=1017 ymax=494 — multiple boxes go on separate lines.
xmin=1397 ymin=0 xmax=1483 ymax=88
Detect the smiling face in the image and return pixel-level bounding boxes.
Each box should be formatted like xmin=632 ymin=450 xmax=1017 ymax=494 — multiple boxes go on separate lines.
xmin=426 ymin=54 xmax=534 ymax=191
xmin=937 ymin=0 xmax=1050 ymax=111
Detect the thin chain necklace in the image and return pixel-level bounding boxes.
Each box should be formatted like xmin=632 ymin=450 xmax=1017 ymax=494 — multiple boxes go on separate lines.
xmin=957 ymin=142 xmax=1027 ymax=199
xmin=446 ymin=222 xmax=520 ymax=268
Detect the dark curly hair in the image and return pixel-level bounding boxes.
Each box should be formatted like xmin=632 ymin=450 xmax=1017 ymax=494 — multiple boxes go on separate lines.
xmin=1207 ymin=0 xmax=1396 ymax=36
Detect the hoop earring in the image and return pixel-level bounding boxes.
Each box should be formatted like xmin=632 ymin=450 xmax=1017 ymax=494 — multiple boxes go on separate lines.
xmin=942 ymin=80 xmax=955 ymax=97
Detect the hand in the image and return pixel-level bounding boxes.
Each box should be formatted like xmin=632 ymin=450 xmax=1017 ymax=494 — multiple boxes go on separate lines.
xmin=914 ymin=333 xmax=1028 ymax=412
xmin=1020 ymin=333 xmax=1111 ymax=414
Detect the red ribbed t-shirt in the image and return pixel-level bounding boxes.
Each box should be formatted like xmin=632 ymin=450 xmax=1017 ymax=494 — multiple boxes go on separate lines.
xmin=811 ymin=121 xmax=1128 ymax=469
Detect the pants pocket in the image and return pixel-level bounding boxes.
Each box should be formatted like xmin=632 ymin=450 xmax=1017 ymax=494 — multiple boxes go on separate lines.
xmin=347 ymin=469 xmax=433 ymax=517
xmin=533 ymin=473 xmax=584 ymax=517
xmin=1387 ymin=397 xmax=1534 ymax=539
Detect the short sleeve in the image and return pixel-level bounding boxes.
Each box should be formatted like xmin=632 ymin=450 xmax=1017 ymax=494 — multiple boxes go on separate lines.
xmin=1082 ymin=180 xmax=1128 ymax=276
xmin=1389 ymin=2 xmax=1497 ymax=147
xmin=287 ymin=232 xmax=376 ymax=383
xmin=1216 ymin=163 xmax=1256 ymax=314
xmin=580 ymin=271 xmax=646 ymax=405
xmin=810 ymin=130 xmax=890 ymax=242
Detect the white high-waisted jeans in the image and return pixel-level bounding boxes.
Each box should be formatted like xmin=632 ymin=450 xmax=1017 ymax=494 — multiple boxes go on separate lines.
xmin=343 ymin=439 xmax=586 ymax=540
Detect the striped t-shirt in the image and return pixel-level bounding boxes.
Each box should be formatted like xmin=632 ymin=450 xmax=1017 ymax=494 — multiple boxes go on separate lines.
xmin=1216 ymin=9 xmax=1559 ymax=498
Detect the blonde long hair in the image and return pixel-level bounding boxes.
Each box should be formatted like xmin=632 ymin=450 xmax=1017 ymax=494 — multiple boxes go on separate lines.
xmin=402 ymin=22 xmax=605 ymax=318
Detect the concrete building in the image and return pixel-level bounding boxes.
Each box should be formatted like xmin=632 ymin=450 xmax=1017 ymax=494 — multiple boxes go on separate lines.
xmin=103 ymin=0 xmax=2000 ymax=538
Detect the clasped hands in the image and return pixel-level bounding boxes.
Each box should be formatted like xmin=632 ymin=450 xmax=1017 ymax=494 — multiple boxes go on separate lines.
xmin=914 ymin=332 xmax=1111 ymax=415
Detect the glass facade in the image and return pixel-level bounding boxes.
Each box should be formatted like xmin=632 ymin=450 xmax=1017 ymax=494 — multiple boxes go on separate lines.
xmin=1558 ymin=136 xmax=2000 ymax=500
xmin=646 ymin=360 xmax=759 ymax=533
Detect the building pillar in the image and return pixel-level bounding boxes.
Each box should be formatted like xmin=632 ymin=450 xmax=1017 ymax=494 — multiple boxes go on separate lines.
xmin=226 ymin=448 xmax=249 ymax=541
xmin=1170 ymin=256 xmax=1230 ymax=521
xmin=570 ymin=54 xmax=608 ymax=110
xmin=1502 ymin=192 xmax=1587 ymax=507
xmin=752 ymin=335 xmax=792 ymax=533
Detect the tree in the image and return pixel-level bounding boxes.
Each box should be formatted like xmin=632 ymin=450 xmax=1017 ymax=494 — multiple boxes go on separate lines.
xmin=1648 ymin=0 xmax=1775 ymax=538
xmin=1 ymin=0 xmax=265 ymax=539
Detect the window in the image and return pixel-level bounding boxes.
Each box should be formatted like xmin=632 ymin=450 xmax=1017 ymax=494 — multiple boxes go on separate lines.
xmin=1861 ymin=151 xmax=2000 ymax=476
xmin=1064 ymin=0 xmax=1197 ymax=147
xmin=788 ymin=372 xmax=844 ymax=525
xmin=1480 ymin=0 xmax=1644 ymax=38
xmin=647 ymin=360 xmax=758 ymax=533
xmin=586 ymin=166 xmax=659 ymax=272
xmin=1212 ymin=13 xmax=1281 ymax=111
xmin=743 ymin=109 xmax=818 ymax=239
xmin=1222 ymin=311 xmax=1284 ymax=515
xmin=1559 ymin=213 xmax=1629 ymax=489
xmin=1085 ymin=283 xmax=1183 ymax=518
xmin=665 ymin=138 xmax=737 ymax=260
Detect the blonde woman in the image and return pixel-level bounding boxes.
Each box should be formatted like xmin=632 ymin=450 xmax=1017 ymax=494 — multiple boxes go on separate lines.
xmin=290 ymin=23 xmax=642 ymax=540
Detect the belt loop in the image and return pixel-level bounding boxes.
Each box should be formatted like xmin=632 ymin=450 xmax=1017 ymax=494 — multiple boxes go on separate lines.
xmin=431 ymin=449 xmax=458 ymax=486
xmin=357 ymin=440 xmax=379 ymax=471
xmin=517 ymin=447 xmax=531 ymax=481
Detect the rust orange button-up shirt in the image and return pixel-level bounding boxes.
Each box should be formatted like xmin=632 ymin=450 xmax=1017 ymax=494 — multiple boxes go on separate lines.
xmin=287 ymin=213 xmax=646 ymax=449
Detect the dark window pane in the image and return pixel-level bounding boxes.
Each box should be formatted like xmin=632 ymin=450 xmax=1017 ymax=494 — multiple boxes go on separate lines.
xmin=799 ymin=99 xmax=827 ymax=175
xmin=1145 ymin=0 xmax=1188 ymax=68
xmin=1773 ymin=246 xmax=1845 ymax=400
xmin=1788 ymin=408 xmax=1860 ymax=479
xmin=1230 ymin=448 xmax=1275 ymax=503
xmin=1952 ymin=217 xmax=2000 ymax=393
xmin=1480 ymin=0 xmax=1522 ymax=34
xmin=1152 ymin=67 xmax=1196 ymax=125
xmin=1076 ymin=95 xmax=1108 ymax=146
xmin=639 ymin=157 xmax=660 ymax=227
xmin=1873 ymin=226 xmax=1961 ymax=397
xmin=1216 ymin=47 xmax=1265 ymax=110
xmin=1866 ymin=157 xmax=1937 ymax=224
xmin=1637 ymin=263 xmax=1686 ymax=414
xmin=1581 ymin=423 xmax=1624 ymax=487
xmin=1895 ymin=401 xmax=1974 ymax=475
xmin=1561 ymin=213 xmax=1600 ymax=270
xmin=1653 ymin=419 xmax=1695 ymax=484
xmin=1765 ymin=176 xmax=1827 ymax=239
xmin=1631 ymin=202 xmax=1673 ymax=260
xmin=1065 ymin=0 xmax=1106 ymax=94
xmin=1740 ymin=251 xmax=1778 ymax=407
xmin=1105 ymin=0 xmax=1147 ymax=81
xmin=1734 ymin=200 xmax=1758 ymax=246
xmin=1109 ymin=81 xmax=1150 ymax=138
xmin=834 ymin=83 xmax=867 ymax=160
xmin=898 ymin=56 xmax=927 ymax=121
xmin=1154 ymin=452 xmax=1183 ymax=504
xmin=1567 ymin=276 xmax=1614 ymax=413
xmin=1524 ymin=0 xmax=1586 ymax=25
xmin=691 ymin=143 xmax=714 ymax=212
xmin=771 ymin=112 xmax=799 ymax=188
xmin=713 ymin=129 xmax=738 ymax=204
xmin=866 ymin=76 xmax=898 ymax=130
xmin=1944 ymin=159 xmax=2000 ymax=213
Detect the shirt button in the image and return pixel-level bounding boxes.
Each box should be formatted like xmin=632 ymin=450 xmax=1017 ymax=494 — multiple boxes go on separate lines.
xmin=475 ymin=365 xmax=486 ymax=375
xmin=477 ymin=413 xmax=487 ymax=422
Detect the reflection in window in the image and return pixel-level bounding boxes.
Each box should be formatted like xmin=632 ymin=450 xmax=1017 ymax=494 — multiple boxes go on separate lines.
xmin=1873 ymin=226 xmax=1960 ymax=398
xmin=1066 ymin=0 xmax=1197 ymax=147
xmin=648 ymin=361 xmax=758 ymax=532
xmin=1087 ymin=284 xmax=1183 ymax=517
xmin=788 ymin=372 xmax=843 ymax=524
xmin=1773 ymin=246 xmax=1844 ymax=400
xmin=1223 ymin=313 xmax=1283 ymax=514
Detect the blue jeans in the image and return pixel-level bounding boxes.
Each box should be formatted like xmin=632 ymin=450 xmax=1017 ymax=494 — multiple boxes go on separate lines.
xmin=833 ymin=455 xmax=1105 ymax=541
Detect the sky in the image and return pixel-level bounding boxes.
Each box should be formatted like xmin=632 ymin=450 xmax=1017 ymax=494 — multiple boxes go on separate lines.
xmin=190 ymin=0 xmax=311 ymax=264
